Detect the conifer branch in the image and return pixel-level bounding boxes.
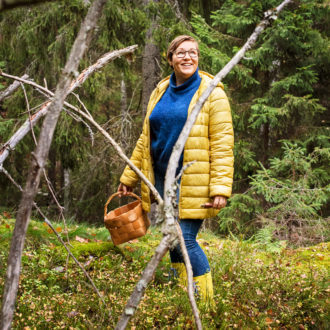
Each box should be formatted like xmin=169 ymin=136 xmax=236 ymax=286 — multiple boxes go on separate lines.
xmin=0 ymin=45 xmax=138 ymax=167
xmin=0 ymin=0 xmax=56 ymax=11
xmin=163 ymin=0 xmax=294 ymax=226
xmin=164 ymin=0 xmax=189 ymax=27
xmin=0 ymin=0 xmax=107 ymax=328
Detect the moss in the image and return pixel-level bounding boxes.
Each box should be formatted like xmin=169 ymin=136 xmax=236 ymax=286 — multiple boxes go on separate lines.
xmin=56 ymin=241 xmax=121 ymax=260
xmin=1 ymin=214 xmax=329 ymax=328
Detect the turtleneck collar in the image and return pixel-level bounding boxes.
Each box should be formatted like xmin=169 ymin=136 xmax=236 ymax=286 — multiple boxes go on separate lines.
xmin=169 ymin=68 xmax=200 ymax=92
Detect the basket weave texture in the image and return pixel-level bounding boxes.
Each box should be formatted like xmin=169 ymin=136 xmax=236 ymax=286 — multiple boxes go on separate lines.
xmin=104 ymin=192 xmax=150 ymax=245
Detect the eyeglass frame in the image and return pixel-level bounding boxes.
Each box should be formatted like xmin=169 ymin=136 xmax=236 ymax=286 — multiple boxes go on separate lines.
xmin=173 ymin=48 xmax=199 ymax=58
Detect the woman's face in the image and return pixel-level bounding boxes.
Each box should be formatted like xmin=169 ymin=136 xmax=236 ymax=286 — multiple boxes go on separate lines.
xmin=169 ymin=40 xmax=199 ymax=85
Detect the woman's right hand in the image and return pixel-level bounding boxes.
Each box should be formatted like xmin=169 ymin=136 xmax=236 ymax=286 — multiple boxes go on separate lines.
xmin=117 ymin=183 xmax=133 ymax=197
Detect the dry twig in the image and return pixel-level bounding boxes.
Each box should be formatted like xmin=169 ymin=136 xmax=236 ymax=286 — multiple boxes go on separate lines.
xmin=0 ymin=166 xmax=109 ymax=316
xmin=0 ymin=1 xmax=107 ymax=328
xmin=0 ymin=74 xmax=29 ymax=102
xmin=0 ymin=45 xmax=138 ymax=167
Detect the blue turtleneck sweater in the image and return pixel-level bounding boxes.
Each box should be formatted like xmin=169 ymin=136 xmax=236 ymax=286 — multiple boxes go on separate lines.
xmin=149 ymin=69 xmax=201 ymax=197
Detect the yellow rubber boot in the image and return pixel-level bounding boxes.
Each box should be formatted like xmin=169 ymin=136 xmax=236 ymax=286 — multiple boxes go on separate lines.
xmin=170 ymin=263 xmax=187 ymax=286
xmin=193 ymin=271 xmax=214 ymax=306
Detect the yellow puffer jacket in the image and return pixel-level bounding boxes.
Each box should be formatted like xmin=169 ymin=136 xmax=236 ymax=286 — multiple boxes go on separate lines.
xmin=120 ymin=70 xmax=234 ymax=219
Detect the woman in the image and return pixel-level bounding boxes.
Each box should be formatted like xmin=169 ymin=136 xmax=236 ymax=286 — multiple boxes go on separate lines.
xmin=118 ymin=35 xmax=234 ymax=304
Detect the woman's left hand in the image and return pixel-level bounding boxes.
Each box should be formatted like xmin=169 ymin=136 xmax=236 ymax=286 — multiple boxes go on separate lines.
xmin=202 ymin=195 xmax=227 ymax=209
xmin=212 ymin=195 xmax=227 ymax=209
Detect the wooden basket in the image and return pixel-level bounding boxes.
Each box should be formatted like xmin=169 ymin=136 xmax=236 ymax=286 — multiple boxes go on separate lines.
xmin=104 ymin=192 xmax=150 ymax=246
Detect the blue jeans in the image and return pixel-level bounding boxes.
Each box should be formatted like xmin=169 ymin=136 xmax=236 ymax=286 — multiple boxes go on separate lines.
xmin=170 ymin=219 xmax=210 ymax=277
xmin=155 ymin=176 xmax=210 ymax=276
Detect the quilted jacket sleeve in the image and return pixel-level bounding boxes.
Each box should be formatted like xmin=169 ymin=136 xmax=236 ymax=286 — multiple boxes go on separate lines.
xmin=208 ymin=86 xmax=234 ymax=198
xmin=119 ymin=130 xmax=146 ymax=188
xmin=119 ymin=87 xmax=159 ymax=188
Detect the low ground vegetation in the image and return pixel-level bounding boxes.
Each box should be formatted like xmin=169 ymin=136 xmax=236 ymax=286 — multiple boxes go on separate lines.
xmin=0 ymin=212 xmax=328 ymax=329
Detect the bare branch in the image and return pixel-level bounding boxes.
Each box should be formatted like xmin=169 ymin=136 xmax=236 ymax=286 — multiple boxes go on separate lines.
xmin=20 ymin=83 xmax=70 ymax=242
xmin=0 ymin=56 xmax=162 ymax=206
xmin=0 ymin=0 xmax=107 ymax=328
xmin=0 ymin=45 xmax=138 ymax=167
xmin=175 ymin=222 xmax=202 ymax=329
xmin=0 ymin=74 xmax=28 ymax=102
xmin=0 ymin=72 xmax=163 ymax=205
xmin=64 ymin=105 xmax=163 ymax=205
xmin=159 ymin=1 xmax=294 ymax=327
xmin=64 ymin=107 xmax=95 ymax=145
xmin=163 ymin=0 xmax=294 ymax=226
xmin=115 ymin=235 xmax=172 ymax=330
xmin=2 ymin=81 xmax=169 ymax=327
xmin=0 ymin=166 xmax=110 ymax=318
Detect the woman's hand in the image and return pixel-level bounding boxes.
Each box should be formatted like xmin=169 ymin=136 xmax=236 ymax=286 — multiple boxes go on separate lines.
xmin=212 ymin=195 xmax=227 ymax=209
xmin=201 ymin=196 xmax=227 ymax=209
xmin=117 ymin=183 xmax=133 ymax=197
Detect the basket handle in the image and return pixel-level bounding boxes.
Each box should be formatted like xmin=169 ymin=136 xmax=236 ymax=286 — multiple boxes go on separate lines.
xmin=104 ymin=191 xmax=142 ymax=217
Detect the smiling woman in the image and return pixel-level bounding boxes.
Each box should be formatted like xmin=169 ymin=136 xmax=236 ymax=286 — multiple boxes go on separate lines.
xmin=167 ymin=39 xmax=199 ymax=85
xmin=117 ymin=35 xmax=234 ymax=305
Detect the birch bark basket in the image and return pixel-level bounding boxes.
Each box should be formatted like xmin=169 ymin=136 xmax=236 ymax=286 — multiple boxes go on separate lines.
xmin=0 ymin=0 xmax=107 ymax=328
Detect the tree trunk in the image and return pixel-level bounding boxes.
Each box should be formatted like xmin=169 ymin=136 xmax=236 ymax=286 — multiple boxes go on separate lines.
xmin=120 ymin=75 xmax=127 ymax=114
xmin=141 ymin=0 xmax=160 ymax=116
xmin=0 ymin=1 xmax=106 ymax=328
xmin=201 ymin=0 xmax=211 ymax=24
xmin=63 ymin=168 xmax=70 ymax=217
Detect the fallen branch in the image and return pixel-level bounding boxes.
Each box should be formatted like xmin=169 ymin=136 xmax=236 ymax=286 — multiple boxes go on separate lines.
xmin=0 ymin=45 xmax=138 ymax=167
xmin=163 ymin=0 xmax=294 ymax=225
xmin=0 ymin=0 xmax=107 ymax=328
xmin=115 ymin=235 xmax=172 ymax=330
xmin=0 ymin=166 xmax=110 ymax=318
xmin=0 ymin=74 xmax=28 ymax=102
xmin=175 ymin=221 xmax=202 ymax=329
xmin=158 ymin=0 xmax=294 ymax=328
xmin=0 ymin=74 xmax=163 ymax=205
xmin=21 ymin=80 xmax=72 ymax=244
xmin=3 ymin=79 xmax=191 ymax=326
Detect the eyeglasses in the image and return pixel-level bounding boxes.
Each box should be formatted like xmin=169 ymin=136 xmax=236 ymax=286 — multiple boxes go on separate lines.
xmin=174 ymin=48 xmax=199 ymax=58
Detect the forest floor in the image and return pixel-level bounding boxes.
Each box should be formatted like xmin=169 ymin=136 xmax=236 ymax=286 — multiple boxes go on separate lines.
xmin=0 ymin=211 xmax=329 ymax=329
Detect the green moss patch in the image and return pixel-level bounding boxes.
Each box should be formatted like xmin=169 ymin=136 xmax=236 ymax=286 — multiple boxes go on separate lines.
xmin=0 ymin=215 xmax=328 ymax=329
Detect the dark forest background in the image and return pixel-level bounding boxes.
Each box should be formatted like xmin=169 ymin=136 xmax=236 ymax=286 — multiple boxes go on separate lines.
xmin=0 ymin=0 xmax=329 ymax=245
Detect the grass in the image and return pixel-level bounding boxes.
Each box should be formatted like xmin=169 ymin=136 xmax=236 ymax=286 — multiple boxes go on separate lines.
xmin=0 ymin=211 xmax=329 ymax=329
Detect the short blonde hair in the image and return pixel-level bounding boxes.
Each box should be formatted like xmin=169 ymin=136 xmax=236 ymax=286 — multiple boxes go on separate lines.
xmin=167 ymin=35 xmax=199 ymax=62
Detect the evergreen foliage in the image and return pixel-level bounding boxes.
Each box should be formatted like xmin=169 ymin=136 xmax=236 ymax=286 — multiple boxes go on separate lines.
xmin=190 ymin=0 xmax=329 ymax=243
xmin=0 ymin=0 xmax=329 ymax=244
